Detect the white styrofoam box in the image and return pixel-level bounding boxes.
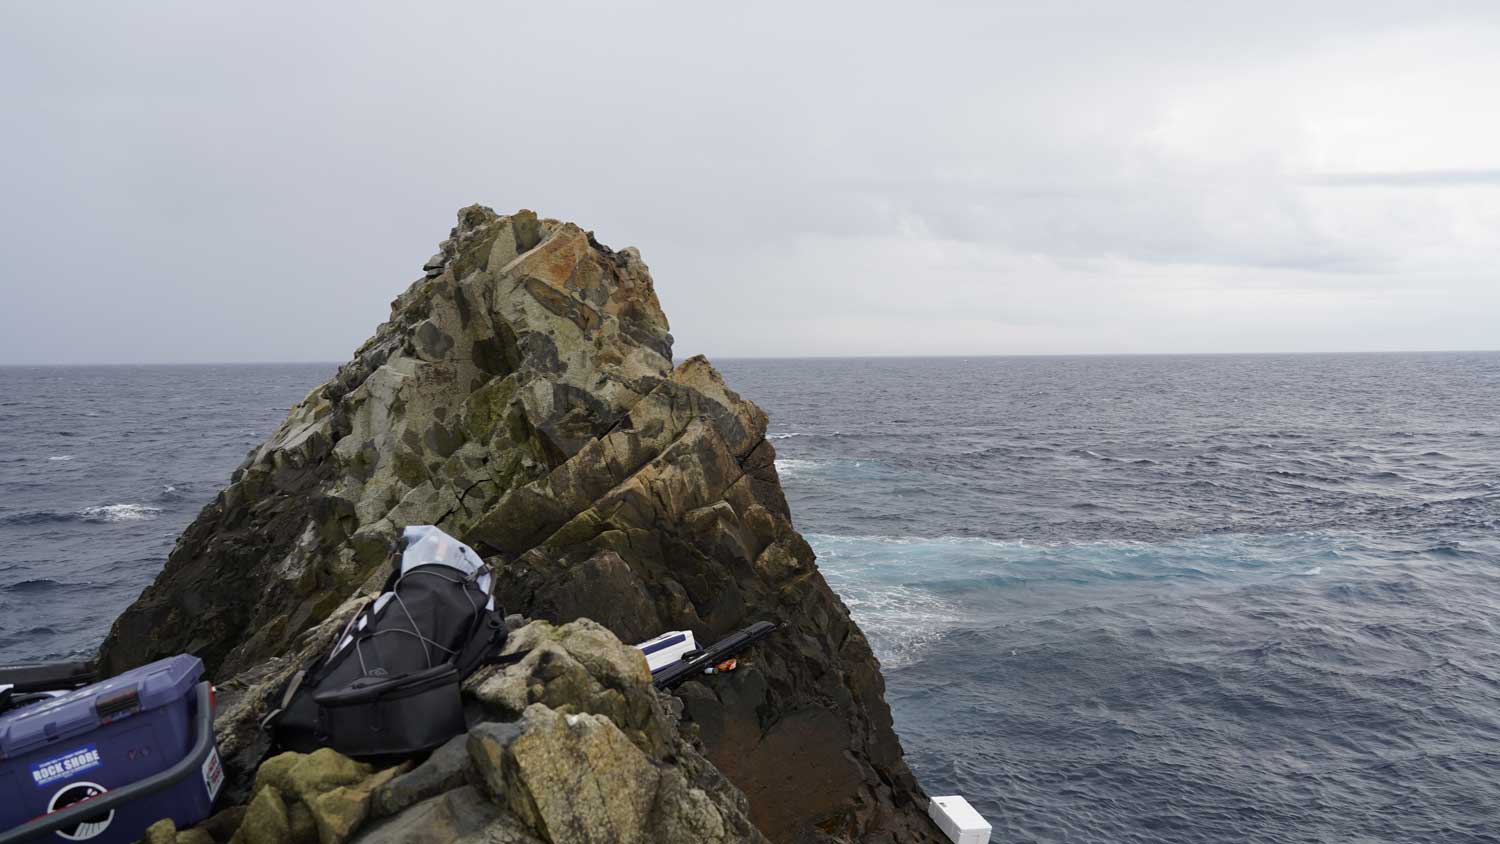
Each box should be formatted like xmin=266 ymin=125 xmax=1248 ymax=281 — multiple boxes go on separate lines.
xmin=929 ymin=795 xmax=991 ymax=844
xmin=635 ymin=630 xmax=700 ymax=673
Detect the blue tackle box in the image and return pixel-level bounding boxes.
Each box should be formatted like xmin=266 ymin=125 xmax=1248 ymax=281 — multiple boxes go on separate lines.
xmin=0 ymin=655 xmax=222 ymax=844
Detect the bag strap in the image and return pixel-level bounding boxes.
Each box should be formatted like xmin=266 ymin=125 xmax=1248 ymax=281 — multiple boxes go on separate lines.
xmin=483 ymin=651 xmax=528 ymax=668
xmin=452 ymin=607 xmax=506 ymax=676
xmin=446 ymin=560 xmax=511 ymax=675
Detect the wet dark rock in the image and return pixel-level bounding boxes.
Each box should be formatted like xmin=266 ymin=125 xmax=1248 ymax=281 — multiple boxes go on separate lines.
xmin=371 ymin=735 xmax=472 ymax=819
xmin=353 ymin=786 xmax=517 ymax=844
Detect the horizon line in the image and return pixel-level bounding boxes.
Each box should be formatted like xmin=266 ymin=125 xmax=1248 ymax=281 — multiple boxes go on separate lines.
xmin=4 ymin=348 xmax=1499 ymax=368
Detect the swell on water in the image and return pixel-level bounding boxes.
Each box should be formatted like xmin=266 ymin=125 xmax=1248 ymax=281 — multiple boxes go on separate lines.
xmin=724 ymin=353 xmax=1500 ymax=844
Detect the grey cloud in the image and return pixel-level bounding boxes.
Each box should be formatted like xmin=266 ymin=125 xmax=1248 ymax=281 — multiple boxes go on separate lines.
xmin=1 ymin=1 xmax=1497 ymax=363
xmin=1304 ymin=169 xmax=1500 ymax=187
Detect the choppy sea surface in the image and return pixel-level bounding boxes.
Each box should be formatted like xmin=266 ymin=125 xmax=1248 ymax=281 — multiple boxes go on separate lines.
xmin=5 ymin=354 xmax=1500 ymax=843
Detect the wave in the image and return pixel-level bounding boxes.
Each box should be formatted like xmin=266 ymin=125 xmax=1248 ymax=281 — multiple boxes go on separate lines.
xmin=0 ymin=510 xmax=75 ymax=526
xmin=1269 ymin=469 xmax=1345 ymax=485
xmin=2 ymin=578 xmax=64 ymax=594
xmin=1068 ymin=448 xmax=1156 ymax=465
xmin=80 ymin=503 xmax=162 ymax=523
xmin=3 ymin=502 xmax=168 ymax=526
xmin=767 ymin=431 xmax=844 ymax=440
xmin=47 ymin=455 xmax=74 ymax=461
xmin=15 ymin=625 xmax=59 ymax=636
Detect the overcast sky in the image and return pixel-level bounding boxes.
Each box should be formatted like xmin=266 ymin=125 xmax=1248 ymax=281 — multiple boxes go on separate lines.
xmin=3 ymin=2 xmax=1497 ymax=364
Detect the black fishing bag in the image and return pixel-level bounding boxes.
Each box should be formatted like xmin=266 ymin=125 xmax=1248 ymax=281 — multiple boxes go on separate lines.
xmin=264 ymin=550 xmax=507 ymax=758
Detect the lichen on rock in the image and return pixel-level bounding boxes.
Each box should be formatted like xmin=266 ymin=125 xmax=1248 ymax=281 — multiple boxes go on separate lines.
xmin=99 ymin=205 xmax=943 ymax=843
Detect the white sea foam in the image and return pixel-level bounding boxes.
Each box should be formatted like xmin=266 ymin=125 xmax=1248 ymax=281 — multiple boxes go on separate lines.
xmin=774 ymin=458 xmax=821 ymax=479
xmin=833 ymin=581 xmax=962 ymax=667
xmin=80 ymin=504 xmax=163 ymax=523
xmin=767 ymin=431 xmax=841 ymax=440
xmin=809 ymin=534 xmax=973 ymax=666
xmin=48 ymin=455 xmax=74 ymax=461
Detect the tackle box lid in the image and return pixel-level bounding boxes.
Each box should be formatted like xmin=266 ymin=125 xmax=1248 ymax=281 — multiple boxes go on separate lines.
xmin=0 ymin=654 xmax=203 ymax=760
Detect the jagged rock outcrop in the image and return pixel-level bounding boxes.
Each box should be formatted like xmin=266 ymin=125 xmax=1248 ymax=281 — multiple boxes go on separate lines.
xmin=100 ymin=206 xmax=942 ymax=843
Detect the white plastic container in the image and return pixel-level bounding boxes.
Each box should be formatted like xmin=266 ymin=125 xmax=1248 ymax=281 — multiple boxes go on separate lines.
xmin=928 ymin=795 xmax=992 ymax=844
xmin=635 ymin=630 xmax=700 ymax=673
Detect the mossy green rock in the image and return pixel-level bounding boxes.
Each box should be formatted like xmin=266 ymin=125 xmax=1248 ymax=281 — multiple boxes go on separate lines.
xmin=251 ymin=751 xmax=302 ymax=797
xmin=287 ymin=801 xmax=318 ymax=844
xmin=237 ymin=786 xmax=290 ymax=844
xmin=144 ymin=818 xmax=176 ymax=844
xmin=285 ymin=749 xmax=373 ymax=804
xmin=310 ymin=785 xmax=369 ymax=844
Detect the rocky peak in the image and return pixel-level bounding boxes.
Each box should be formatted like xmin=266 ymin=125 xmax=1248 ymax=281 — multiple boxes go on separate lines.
xmin=100 ymin=205 xmax=944 ymax=844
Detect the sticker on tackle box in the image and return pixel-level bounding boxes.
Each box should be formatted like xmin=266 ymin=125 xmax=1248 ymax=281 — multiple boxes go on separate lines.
xmin=31 ymin=744 xmax=103 ymax=788
xmin=47 ymin=780 xmax=114 ymax=841
xmin=201 ymin=745 xmax=224 ymax=801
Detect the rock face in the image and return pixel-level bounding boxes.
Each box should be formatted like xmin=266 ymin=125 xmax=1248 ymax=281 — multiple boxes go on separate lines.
xmin=100 ymin=206 xmax=941 ymax=843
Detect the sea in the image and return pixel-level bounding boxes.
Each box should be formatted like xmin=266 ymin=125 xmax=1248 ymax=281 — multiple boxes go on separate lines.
xmin=3 ymin=354 xmax=1500 ymax=843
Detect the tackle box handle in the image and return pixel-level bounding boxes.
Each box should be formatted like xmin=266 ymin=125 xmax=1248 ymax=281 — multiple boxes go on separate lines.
xmin=0 ymin=662 xmax=96 ymax=695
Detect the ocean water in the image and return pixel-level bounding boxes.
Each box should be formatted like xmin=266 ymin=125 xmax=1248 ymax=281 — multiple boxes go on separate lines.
xmin=717 ymin=354 xmax=1500 ymax=844
xmin=5 ymin=354 xmax=1500 ymax=842
xmin=0 ymin=365 xmax=335 ymax=662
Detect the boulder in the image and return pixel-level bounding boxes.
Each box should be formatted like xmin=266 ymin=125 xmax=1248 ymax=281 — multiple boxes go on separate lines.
xmin=499 ymin=705 xmax=662 ymax=843
xmin=236 ymin=786 xmax=291 ymax=844
xmin=145 ymin=819 xmax=177 ymax=844
xmin=99 ymin=205 xmax=941 ymax=843
xmin=465 ymin=619 xmax=672 ymax=758
xmin=462 ymin=701 xmax=767 ymax=844
xmin=309 ymin=786 xmax=369 ymax=844
xmin=371 ymin=734 xmax=472 ymax=819
xmin=353 ymin=786 xmax=522 ymax=844
xmin=285 ymin=749 xmax=375 ymax=805
xmin=210 ymin=750 xmax=400 ymax=844
xmin=146 ymin=823 xmax=214 ymax=844
xmin=198 ymin=805 xmax=247 ymax=842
